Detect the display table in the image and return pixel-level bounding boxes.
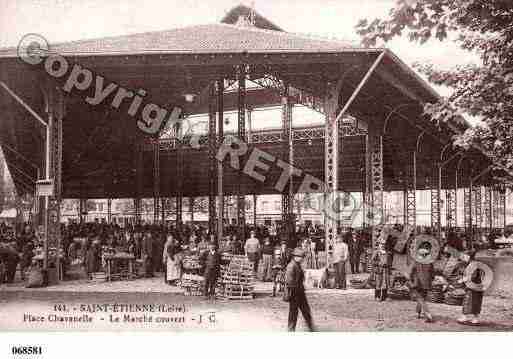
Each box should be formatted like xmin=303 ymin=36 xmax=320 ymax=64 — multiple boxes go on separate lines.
xmin=103 ymin=253 xmax=136 ymax=281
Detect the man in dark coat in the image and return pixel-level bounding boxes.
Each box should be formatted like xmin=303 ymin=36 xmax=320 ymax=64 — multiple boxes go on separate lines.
xmin=285 ymin=248 xmax=314 ymax=331
xmin=142 ymin=229 xmax=154 ymax=278
xmin=347 ymin=228 xmax=363 ymax=274
xmin=0 ymin=243 xmax=20 ymax=283
xmin=200 ymin=242 xmax=221 ymax=299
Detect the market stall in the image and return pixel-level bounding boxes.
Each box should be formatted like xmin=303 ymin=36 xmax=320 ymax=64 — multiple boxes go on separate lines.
xmin=103 ymin=252 xmax=136 ymax=281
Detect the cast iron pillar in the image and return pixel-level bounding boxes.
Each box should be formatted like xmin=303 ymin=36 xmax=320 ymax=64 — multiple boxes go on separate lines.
xmin=190 ymin=197 xmax=194 ymax=223
xmin=217 ymin=79 xmax=225 ymax=240
xmin=43 ymin=82 xmax=65 ymax=281
xmin=176 ymin=123 xmax=183 ymax=229
xmin=497 ymin=185 xmax=506 ymax=230
xmin=281 ymin=83 xmax=294 ymax=242
xmin=492 ymin=186 xmax=499 ymax=229
xmin=473 ymin=186 xmax=482 ymax=231
xmin=484 ymin=186 xmax=492 ymax=232
xmin=236 ymin=66 xmax=246 ymax=240
xmin=161 ymin=197 xmax=165 ymax=223
xmin=107 ymin=198 xmax=112 ymax=224
xmin=253 ymin=194 xmax=258 ymax=227
xmin=446 ymin=164 xmax=457 ymax=229
xmin=463 ymin=186 xmax=472 ymax=234
xmin=79 ymin=198 xmax=87 ymax=223
xmin=368 ymin=131 xmax=384 ymax=249
xmin=153 ymin=139 xmax=160 ymax=224
xmin=208 ymin=82 xmax=217 ymax=236
xmin=324 ymin=86 xmax=340 ymax=265
xmin=134 ymin=136 xmax=143 ymax=225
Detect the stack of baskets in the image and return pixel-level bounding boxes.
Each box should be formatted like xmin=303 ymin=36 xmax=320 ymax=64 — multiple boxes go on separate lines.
xmin=180 ymin=273 xmax=205 ymax=296
xmin=350 ymin=278 xmax=366 ymax=289
xmin=426 ymin=284 xmax=445 ymax=303
xmin=182 ymin=255 xmax=202 ymax=271
xmin=218 ymin=255 xmax=255 ymax=300
xmin=363 ymin=248 xmax=373 ymax=273
xmin=389 ymin=286 xmax=411 ymax=300
xmin=90 ymin=272 xmax=107 ymax=283
xmin=444 ymin=288 xmax=466 ymax=306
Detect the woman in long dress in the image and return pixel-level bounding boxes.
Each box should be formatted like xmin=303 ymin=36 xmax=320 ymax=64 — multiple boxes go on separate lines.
xmin=372 ymin=244 xmax=390 ymax=301
xmin=164 ymin=240 xmax=180 ymax=285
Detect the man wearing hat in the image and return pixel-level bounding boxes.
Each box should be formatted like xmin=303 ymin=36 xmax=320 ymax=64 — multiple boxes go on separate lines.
xmin=200 ymin=241 xmax=221 ymax=300
xmin=333 ymin=234 xmax=349 ymax=289
xmin=285 ymin=248 xmax=315 ymax=331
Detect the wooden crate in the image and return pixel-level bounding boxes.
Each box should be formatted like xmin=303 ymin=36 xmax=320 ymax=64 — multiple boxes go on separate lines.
xmin=90 ymin=272 xmax=107 ymax=282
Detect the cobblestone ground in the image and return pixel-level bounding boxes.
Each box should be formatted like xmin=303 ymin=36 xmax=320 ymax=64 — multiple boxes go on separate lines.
xmin=1 ymin=275 xmax=512 ymax=332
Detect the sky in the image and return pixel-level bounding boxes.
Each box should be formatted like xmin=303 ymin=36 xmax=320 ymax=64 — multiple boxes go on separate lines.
xmin=0 ymin=0 xmax=478 ymax=68
xmin=0 ymin=0 xmax=480 ymax=129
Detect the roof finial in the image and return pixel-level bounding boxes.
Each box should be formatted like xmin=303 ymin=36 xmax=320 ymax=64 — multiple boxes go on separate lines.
xmin=235 ymin=1 xmax=256 ymax=27
xmin=249 ymin=1 xmax=256 ymax=26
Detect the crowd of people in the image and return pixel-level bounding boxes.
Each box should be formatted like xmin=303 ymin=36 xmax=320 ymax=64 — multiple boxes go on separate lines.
xmin=1 ymin=219 xmax=510 ymax=330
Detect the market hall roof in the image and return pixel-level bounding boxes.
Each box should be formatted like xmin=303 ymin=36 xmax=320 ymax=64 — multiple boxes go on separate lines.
xmin=0 ymin=23 xmax=362 ymax=57
xmin=0 ymin=5 xmax=504 ymax=199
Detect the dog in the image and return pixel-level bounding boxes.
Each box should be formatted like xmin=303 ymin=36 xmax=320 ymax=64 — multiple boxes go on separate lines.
xmin=304 ymin=267 xmax=329 ymax=289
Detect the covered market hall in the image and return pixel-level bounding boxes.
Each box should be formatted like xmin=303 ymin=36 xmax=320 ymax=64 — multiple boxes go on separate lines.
xmin=0 ymin=4 xmax=511 ymax=282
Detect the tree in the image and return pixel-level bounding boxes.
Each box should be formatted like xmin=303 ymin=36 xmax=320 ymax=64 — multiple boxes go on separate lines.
xmin=356 ymin=0 xmax=513 ymax=183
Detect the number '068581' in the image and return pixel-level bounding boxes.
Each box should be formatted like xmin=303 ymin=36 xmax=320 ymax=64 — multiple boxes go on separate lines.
xmin=11 ymin=346 xmax=42 ymax=355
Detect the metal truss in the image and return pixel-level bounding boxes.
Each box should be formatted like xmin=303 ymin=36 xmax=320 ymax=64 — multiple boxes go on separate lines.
xmin=236 ymin=66 xmax=246 ymax=239
xmin=339 ymin=119 xmax=368 ymax=137
xmin=153 ymin=139 xmax=160 ymax=223
xmin=404 ymin=152 xmax=416 ymax=227
xmin=157 ymin=125 xmax=362 ymax=149
xmin=370 ymin=134 xmax=384 ymax=248
xmin=281 ymin=85 xmax=294 ymax=240
xmin=430 ymin=169 xmax=441 ymax=238
xmin=208 ymin=82 xmax=217 ymax=235
xmin=405 ymin=188 xmax=416 ymax=227
xmin=250 ymin=130 xmax=282 ymax=143
xmin=251 ymin=74 xmax=284 ymax=93
xmin=289 ymin=87 xmax=326 ymax=114
xmin=445 ymin=188 xmax=457 ymax=229
xmin=483 ymin=186 xmax=492 ymax=231
xmin=463 ymin=187 xmax=472 ymax=231
xmin=473 ymin=186 xmax=482 ymax=229
xmin=251 ymin=73 xmax=326 ymax=115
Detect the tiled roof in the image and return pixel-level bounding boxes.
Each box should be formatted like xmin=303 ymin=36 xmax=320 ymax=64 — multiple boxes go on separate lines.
xmin=0 ymin=23 xmax=361 ymax=57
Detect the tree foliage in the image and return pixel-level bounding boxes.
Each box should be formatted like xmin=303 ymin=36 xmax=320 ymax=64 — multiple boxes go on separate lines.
xmin=356 ymin=0 xmax=513 ymax=180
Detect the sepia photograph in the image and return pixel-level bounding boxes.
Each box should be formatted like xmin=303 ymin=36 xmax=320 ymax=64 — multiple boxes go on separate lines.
xmin=0 ymin=0 xmax=512 ymax=350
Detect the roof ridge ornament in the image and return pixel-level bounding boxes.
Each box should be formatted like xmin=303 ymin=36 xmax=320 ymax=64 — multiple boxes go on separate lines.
xmin=235 ymin=2 xmax=256 ymax=27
